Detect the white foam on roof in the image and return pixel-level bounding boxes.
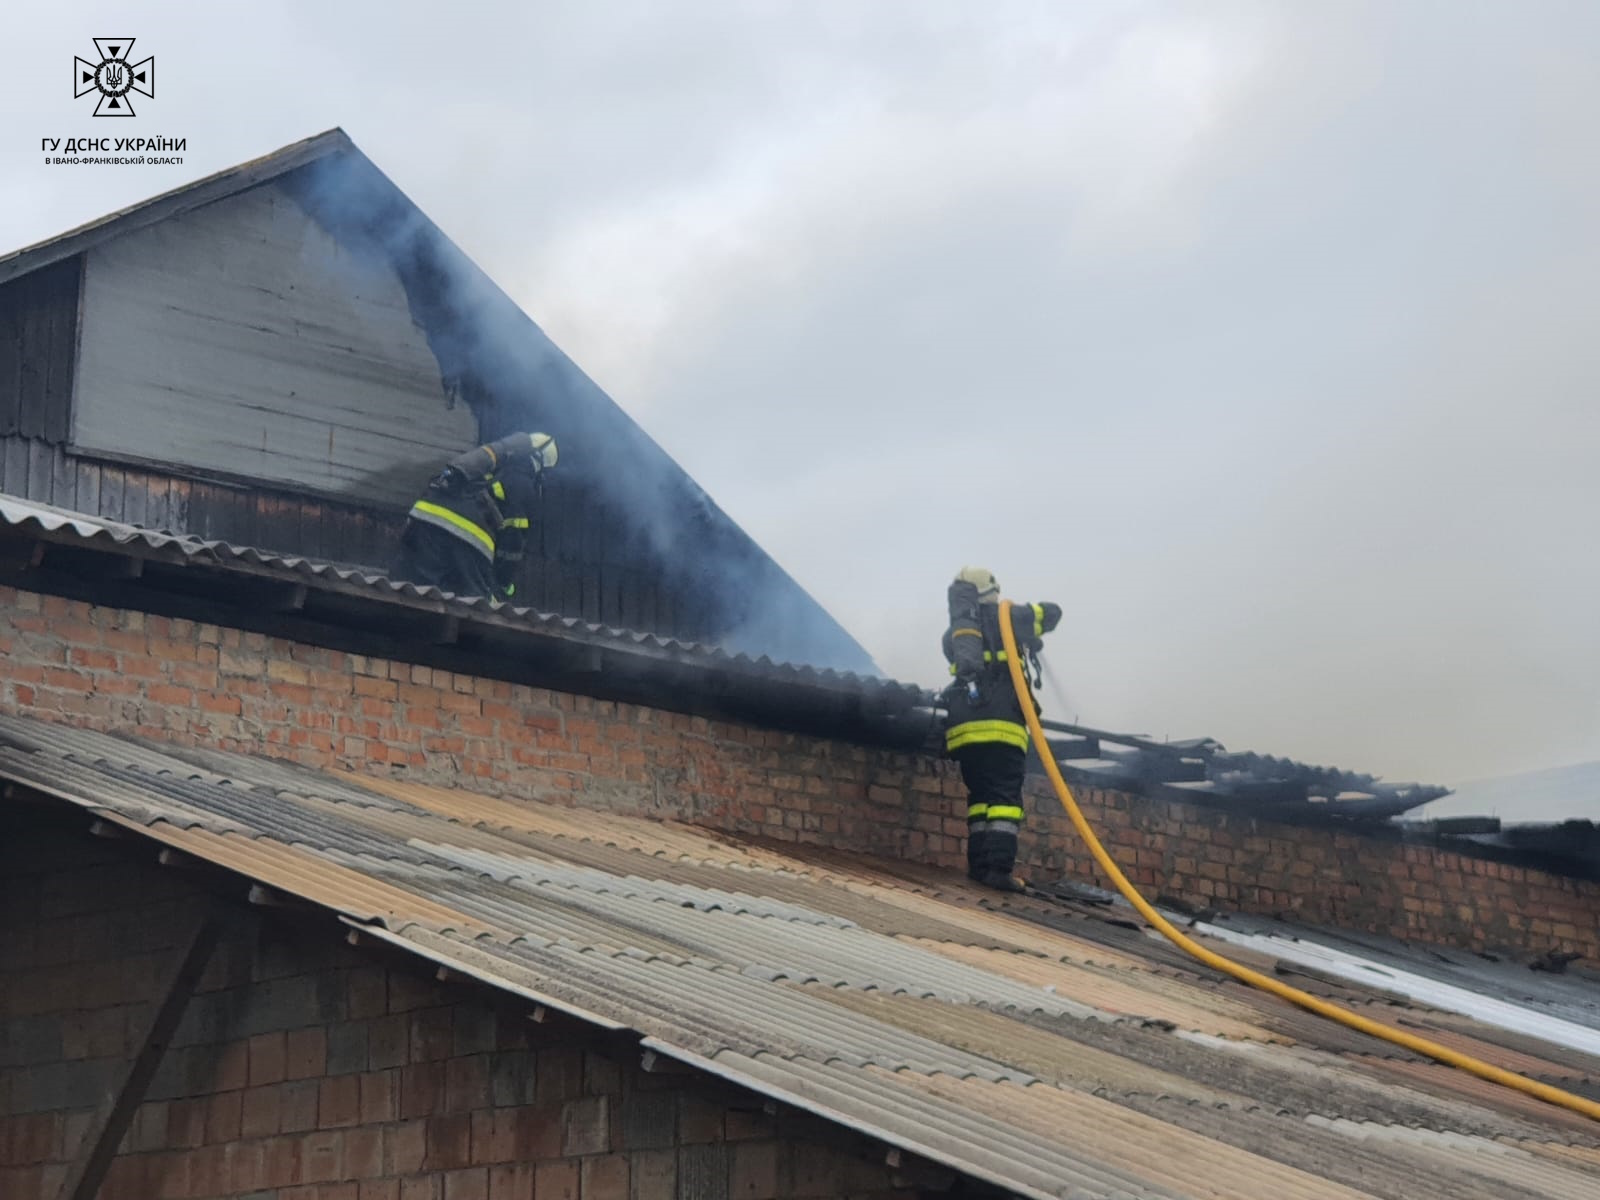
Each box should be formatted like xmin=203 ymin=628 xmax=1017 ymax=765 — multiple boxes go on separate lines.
xmin=1195 ymin=921 xmax=1600 ymax=1058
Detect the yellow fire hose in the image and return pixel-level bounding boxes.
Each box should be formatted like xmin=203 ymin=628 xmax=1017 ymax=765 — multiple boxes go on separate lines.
xmin=996 ymin=600 xmax=1600 ymax=1123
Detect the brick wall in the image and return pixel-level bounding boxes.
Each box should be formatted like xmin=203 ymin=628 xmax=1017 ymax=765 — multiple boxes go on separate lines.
xmin=1 ymin=583 xmax=1596 ymax=965
xmin=0 ymin=814 xmax=924 ymax=1200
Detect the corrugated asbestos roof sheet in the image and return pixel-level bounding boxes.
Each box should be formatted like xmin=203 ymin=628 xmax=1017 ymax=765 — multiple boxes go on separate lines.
xmin=3 ymin=493 xmax=1480 ymax=827
xmin=2 ymin=710 xmax=1598 ymax=1199
xmin=0 ymin=493 xmax=919 ymax=706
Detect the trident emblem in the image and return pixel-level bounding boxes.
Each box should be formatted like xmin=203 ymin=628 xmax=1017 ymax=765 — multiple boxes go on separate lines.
xmin=74 ymin=38 xmax=155 ymax=117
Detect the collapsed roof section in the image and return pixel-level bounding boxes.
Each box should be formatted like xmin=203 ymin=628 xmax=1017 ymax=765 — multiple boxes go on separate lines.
xmin=1034 ymin=717 xmax=1450 ymax=821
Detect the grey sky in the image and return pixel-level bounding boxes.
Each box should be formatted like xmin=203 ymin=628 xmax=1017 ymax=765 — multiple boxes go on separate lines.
xmin=3 ymin=2 xmax=1597 ymax=792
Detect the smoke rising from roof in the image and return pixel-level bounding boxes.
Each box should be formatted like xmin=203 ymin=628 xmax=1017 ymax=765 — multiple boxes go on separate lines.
xmin=283 ymin=152 xmax=874 ymax=673
xmin=1 ymin=1 xmax=1594 ymax=784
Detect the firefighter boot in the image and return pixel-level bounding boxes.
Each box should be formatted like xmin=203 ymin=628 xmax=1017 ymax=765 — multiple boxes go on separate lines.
xmin=966 ymin=822 xmax=991 ymax=881
xmin=977 ymin=822 xmax=1026 ymax=893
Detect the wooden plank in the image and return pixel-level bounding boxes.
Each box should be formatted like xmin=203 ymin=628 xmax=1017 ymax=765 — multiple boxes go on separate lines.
xmin=74 ymin=456 xmax=100 ymax=515
xmin=27 ymin=438 xmax=55 ymax=505
xmin=636 ymin=577 xmax=656 ymax=635
xmin=57 ymin=913 xmax=221 ymax=1200
xmin=582 ymin=565 xmax=601 ymax=623
xmin=1 ymin=437 xmax=30 ymax=497
xmin=120 ymin=467 xmax=148 ymax=529
xmin=99 ymin=464 xmax=125 ymax=521
xmin=15 ymin=279 xmax=47 ymax=439
xmin=71 ymin=184 xmax=475 ymax=506
xmin=0 ymin=282 xmax=20 ymax=437
xmin=41 ymin=258 xmax=79 ymax=445
xmin=168 ymin=477 xmax=191 ymax=534
xmin=49 ymin=444 xmax=75 ymax=511
xmin=148 ymin=473 xmax=175 ymax=534
xmin=301 ymin=499 xmax=323 ymax=561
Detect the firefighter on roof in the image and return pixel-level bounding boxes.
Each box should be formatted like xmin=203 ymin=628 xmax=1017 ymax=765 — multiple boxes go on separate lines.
xmin=942 ymin=567 xmax=1062 ymax=892
xmin=392 ymin=432 xmax=558 ymax=601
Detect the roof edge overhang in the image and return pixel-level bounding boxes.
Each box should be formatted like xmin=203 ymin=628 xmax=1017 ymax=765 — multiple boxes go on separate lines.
xmin=0 ymin=128 xmax=354 ymax=287
xmin=0 ymin=494 xmax=932 ymax=746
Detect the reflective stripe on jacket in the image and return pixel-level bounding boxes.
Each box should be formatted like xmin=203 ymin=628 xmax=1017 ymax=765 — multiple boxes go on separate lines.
xmin=947 ymin=717 xmax=1029 ymax=753
xmin=407 ymin=436 xmax=544 ymax=569
xmin=408 ymin=498 xmax=496 ymax=559
xmin=941 ymin=599 xmax=1061 ymax=753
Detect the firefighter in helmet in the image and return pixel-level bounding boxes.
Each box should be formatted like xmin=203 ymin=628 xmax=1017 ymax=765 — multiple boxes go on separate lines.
xmin=942 ymin=568 xmax=1062 ymax=892
xmin=392 ymin=432 xmax=558 ymax=601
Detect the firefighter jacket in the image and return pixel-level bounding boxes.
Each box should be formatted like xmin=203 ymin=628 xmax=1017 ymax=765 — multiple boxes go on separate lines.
xmin=942 ymin=585 xmax=1062 ymax=753
xmin=407 ymin=435 xmax=543 ymax=594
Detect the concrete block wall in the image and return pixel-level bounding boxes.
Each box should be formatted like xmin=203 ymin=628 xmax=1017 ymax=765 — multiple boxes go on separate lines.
xmin=1 ymin=583 xmax=1595 ymax=964
xmin=0 ymin=817 xmax=921 ymax=1200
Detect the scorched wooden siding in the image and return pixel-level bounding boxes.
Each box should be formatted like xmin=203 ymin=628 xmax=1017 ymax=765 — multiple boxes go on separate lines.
xmin=71 ymin=182 xmax=478 ymax=508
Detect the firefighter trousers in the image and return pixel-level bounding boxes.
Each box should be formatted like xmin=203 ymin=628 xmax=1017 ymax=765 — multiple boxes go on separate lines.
xmin=953 ymin=741 xmax=1026 ymax=880
xmin=392 ymin=521 xmax=497 ymax=599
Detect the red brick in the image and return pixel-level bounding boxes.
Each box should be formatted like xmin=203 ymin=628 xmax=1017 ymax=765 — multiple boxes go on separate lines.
xmin=280 ymin=1026 xmax=327 ymax=1078
xmin=263 ymin=1134 xmax=305 ymax=1188
xmin=359 ymin=1182 xmax=401 ymax=1200
xmin=99 ymin=1156 xmax=151 ymax=1200
xmin=535 ymin=1047 xmax=582 ymax=1104
xmin=166 ymin=1098 xmax=207 ymax=1148
xmin=401 ymin=1063 xmax=445 ymax=1118
xmin=189 ymin=1144 xmax=231 ymax=1196
xmin=469 ymin=1109 xmax=517 ymax=1164
xmin=410 ymin=1008 xmax=455 ymax=1060
xmin=387 ymin=1118 xmax=429 ymax=1175
xmin=725 ymin=1109 xmax=774 ymax=1141
xmin=282 ymin=1080 xmax=322 ymax=1132
xmin=344 ymin=1126 xmax=384 ymax=1179
xmin=445 ymin=1054 xmax=490 ymax=1111
xmin=562 ymin=1095 xmax=610 ymax=1156
xmin=730 ymin=1141 xmax=780 ymax=1198
xmin=204 ymin=1089 xmax=243 ymax=1143
xmin=533 ymin=1160 xmax=578 ymax=1200
xmin=486 ymin=1162 xmax=535 ymax=1200
xmin=443 ymin=1168 xmax=489 ymax=1200
xmin=581 ymin=1153 xmax=630 ymax=1200
xmin=1 ymin=1114 xmax=55 ymax=1165
xmin=513 ymin=1105 xmax=563 ymax=1160
xmin=320 ymin=1074 xmax=361 ymax=1127
xmin=210 ymin=1038 xmax=250 ymax=1091
xmin=370 ymin=1014 xmax=410 ymax=1068
xmin=359 ymin=1069 xmax=399 ymax=1123
xmin=241 ymin=1084 xmax=283 ymax=1137
xmin=249 ymin=1032 xmax=288 ymax=1084
xmin=302 ymin=1130 xmax=344 ymax=1183
xmin=425 ymin=1113 xmax=472 ymax=1170
xmin=631 ymin=1149 xmax=677 ymax=1200
xmin=228 ymin=1140 xmax=266 ymax=1192
xmin=348 ymin=969 xmax=389 ymax=1018
xmin=678 ymin=1094 xmax=724 ymax=1143
xmin=401 ymin=1177 xmax=443 ymax=1200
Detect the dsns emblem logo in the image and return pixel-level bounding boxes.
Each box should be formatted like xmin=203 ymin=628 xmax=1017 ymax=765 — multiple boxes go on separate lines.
xmin=74 ymin=38 xmax=155 ymax=117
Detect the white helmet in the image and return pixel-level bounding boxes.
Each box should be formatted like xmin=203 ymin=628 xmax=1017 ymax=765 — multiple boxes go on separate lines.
xmin=528 ymin=432 xmax=558 ymax=471
xmin=956 ymin=566 xmax=1000 ymax=603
